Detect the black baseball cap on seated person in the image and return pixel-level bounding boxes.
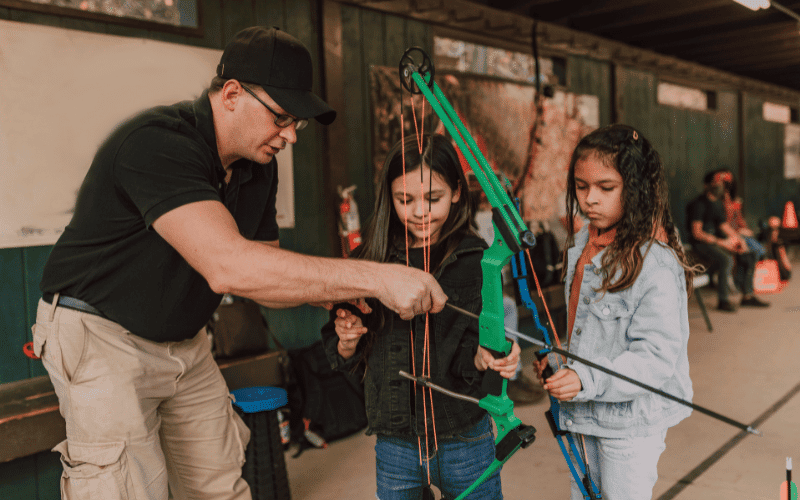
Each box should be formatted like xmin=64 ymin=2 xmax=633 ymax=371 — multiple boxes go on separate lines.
xmin=217 ymin=26 xmax=336 ymax=125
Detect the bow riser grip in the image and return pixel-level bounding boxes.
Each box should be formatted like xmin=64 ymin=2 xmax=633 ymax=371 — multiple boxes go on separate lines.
xmin=479 ymin=243 xmax=512 ymax=354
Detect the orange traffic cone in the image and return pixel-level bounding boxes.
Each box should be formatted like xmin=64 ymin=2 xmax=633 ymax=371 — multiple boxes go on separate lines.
xmin=754 ymin=259 xmax=785 ymax=294
xmin=782 ymin=201 xmax=798 ymax=229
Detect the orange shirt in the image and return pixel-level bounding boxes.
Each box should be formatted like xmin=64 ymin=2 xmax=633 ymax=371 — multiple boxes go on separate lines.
xmin=568 ymin=225 xmax=616 ymax=341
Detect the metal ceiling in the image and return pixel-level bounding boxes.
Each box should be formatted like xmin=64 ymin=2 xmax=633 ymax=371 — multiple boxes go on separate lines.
xmin=473 ymin=0 xmax=800 ymax=93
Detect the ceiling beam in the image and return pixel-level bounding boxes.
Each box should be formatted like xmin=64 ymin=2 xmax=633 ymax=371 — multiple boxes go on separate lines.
xmin=482 ymin=0 xmax=561 ymax=13
xmin=551 ymin=0 xmax=660 ymax=23
xmin=675 ymin=28 xmax=800 ymax=59
xmin=738 ymin=70 xmax=800 ymax=88
xmin=625 ymin=1 xmax=800 ymax=43
xmin=722 ymin=52 xmax=800 ymax=71
xmin=619 ymin=11 xmax=774 ymax=46
xmin=754 ymin=68 xmax=800 ymax=84
xmin=644 ymin=17 xmax=792 ymax=50
xmin=563 ymin=0 xmax=732 ymax=32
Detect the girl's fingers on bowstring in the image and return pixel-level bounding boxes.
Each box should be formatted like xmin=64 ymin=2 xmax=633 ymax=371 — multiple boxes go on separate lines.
xmin=334 ymin=310 xmax=366 ymax=333
xmin=336 ymin=308 xmax=361 ymax=324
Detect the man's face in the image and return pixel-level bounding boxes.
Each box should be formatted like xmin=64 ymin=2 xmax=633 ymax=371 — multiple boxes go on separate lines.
xmin=708 ymin=173 xmax=726 ymax=199
xmin=235 ymin=86 xmax=299 ymax=164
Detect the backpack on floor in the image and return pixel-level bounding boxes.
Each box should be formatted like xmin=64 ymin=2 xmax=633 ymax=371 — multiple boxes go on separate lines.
xmin=286 ymin=340 xmax=367 ymax=453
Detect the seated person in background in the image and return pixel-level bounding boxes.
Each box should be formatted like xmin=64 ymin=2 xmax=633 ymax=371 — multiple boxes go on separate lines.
xmin=686 ymin=171 xmax=769 ymax=311
xmin=717 ymin=168 xmax=767 ymax=260
xmin=717 ymin=168 xmax=770 ymax=295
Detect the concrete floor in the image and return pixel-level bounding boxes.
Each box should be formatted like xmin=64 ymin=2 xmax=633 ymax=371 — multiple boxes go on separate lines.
xmin=283 ymin=263 xmax=800 ymax=500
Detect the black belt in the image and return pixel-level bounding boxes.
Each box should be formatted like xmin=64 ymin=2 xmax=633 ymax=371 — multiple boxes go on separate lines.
xmin=42 ymin=293 xmax=106 ymax=318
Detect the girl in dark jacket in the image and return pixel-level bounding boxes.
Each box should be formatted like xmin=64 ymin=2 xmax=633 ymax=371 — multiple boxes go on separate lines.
xmin=321 ymin=133 xmax=519 ymax=500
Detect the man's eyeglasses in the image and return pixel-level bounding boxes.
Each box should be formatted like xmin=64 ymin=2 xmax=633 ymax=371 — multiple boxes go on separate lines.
xmin=241 ymin=85 xmax=308 ymax=131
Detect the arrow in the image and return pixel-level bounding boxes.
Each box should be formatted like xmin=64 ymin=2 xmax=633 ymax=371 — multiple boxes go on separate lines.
xmin=445 ymin=302 xmax=762 ymax=436
xmin=783 ymin=457 xmax=798 ymax=500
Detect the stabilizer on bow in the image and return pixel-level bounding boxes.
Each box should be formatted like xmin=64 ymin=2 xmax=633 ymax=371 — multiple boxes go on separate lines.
xmin=398 ymin=46 xmax=537 ymax=500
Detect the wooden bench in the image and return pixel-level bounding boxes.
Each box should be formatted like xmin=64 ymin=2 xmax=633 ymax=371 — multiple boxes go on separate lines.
xmin=0 ymin=350 xmax=287 ymax=463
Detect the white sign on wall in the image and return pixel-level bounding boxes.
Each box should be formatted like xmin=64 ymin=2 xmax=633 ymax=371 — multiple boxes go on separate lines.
xmin=0 ymin=20 xmax=295 ymax=249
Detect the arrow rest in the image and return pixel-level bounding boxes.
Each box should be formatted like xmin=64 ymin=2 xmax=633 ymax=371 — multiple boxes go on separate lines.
xmin=399 ymin=47 xmax=435 ymax=94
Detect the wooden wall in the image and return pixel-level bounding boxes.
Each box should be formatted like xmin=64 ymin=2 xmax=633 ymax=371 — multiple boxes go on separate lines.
xmin=0 ymin=1 xmax=797 ymax=498
xmin=743 ymin=94 xmax=800 ymax=226
xmin=616 ymin=66 xmax=742 ymax=238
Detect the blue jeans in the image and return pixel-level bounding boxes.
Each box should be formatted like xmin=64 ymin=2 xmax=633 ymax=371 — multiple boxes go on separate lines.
xmin=375 ymin=414 xmax=502 ymax=500
xmin=568 ymin=430 xmax=668 ymax=500
xmin=692 ymin=242 xmax=734 ymax=302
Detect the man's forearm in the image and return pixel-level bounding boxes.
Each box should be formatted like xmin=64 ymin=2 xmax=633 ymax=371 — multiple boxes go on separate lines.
xmin=218 ymin=240 xmax=384 ymax=306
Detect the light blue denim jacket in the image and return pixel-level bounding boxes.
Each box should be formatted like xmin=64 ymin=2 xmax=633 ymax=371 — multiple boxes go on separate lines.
xmin=558 ymin=225 xmax=693 ymax=438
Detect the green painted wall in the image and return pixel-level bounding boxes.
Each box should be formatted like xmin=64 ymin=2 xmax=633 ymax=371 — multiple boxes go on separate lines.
xmin=339 ymin=4 xmax=430 ymax=218
xmin=616 ymin=66 xmax=741 ymax=238
xmin=742 ymin=94 xmax=800 ymax=227
xmin=568 ymin=55 xmax=613 ymax=128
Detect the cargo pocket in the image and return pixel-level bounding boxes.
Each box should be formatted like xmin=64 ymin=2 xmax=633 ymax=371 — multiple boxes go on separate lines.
xmin=228 ymin=397 xmax=250 ymax=467
xmin=54 ymin=439 xmax=133 ymax=500
xmin=32 ymin=323 xmax=47 ymax=358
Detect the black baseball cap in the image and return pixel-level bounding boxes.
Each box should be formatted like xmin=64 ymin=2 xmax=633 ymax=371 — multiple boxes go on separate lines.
xmin=217 ymin=26 xmax=336 ymax=125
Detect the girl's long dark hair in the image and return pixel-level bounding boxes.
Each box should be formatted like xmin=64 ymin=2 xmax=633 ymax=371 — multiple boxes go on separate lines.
xmin=349 ymin=133 xmax=477 ymax=365
xmin=563 ymin=124 xmax=698 ymax=294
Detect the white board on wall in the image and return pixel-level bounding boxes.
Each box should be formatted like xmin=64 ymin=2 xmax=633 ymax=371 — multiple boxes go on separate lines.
xmin=0 ymin=20 xmax=295 ymax=249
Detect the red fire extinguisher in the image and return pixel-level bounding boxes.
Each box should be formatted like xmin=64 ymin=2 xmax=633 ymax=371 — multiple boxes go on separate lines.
xmin=338 ymin=185 xmax=362 ymax=257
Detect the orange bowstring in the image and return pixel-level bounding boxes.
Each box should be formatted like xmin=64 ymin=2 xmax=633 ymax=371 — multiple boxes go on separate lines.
xmin=406 ymin=94 xmax=437 ymax=482
xmin=524 ymin=249 xmax=562 ymax=348
xmin=400 ymin=98 xmax=423 ymax=469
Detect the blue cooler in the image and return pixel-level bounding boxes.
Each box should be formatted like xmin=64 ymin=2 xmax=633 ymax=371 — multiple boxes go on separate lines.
xmin=231 ymin=387 xmax=291 ymax=500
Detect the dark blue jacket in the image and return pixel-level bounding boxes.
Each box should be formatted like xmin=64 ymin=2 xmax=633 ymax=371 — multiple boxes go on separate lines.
xmin=321 ymin=234 xmax=489 ymax=439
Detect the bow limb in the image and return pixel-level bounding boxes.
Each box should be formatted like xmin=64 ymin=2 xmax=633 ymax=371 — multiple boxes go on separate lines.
xmin=511 ymin=243 xmax=602 ymax=499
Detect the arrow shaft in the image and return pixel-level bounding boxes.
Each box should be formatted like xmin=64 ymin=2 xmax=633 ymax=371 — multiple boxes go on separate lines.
xmin=445 ymin=303 xmax=761 ymax=436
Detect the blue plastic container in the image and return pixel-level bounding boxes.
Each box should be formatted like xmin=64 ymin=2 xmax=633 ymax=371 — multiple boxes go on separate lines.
xmin=231 ymin=386 xmax=288 ymax=414
xmin=230 ymin=386 xmax=292 ymax=500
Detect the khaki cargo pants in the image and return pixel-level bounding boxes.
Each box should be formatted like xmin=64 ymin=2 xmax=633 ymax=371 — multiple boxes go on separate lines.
xmin=33 ymin=296 xmax=252 ymax=500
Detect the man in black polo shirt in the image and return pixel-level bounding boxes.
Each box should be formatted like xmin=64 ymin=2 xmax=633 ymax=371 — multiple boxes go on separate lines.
xmin=686 ymin=170 xmax=768 ymax=311
xmin=33 ymin=27 xmax=446 ymax=500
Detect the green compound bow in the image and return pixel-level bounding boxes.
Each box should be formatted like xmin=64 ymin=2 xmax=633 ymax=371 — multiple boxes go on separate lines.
xmin=396 ymin=47 xmax=538 ymax=500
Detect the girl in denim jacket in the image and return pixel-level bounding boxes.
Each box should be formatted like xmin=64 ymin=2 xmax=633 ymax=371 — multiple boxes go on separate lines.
xmin=322 ymin=134 xmax=520 ymax=500
xmin=535 ymin=124 xmax=697 ymax=500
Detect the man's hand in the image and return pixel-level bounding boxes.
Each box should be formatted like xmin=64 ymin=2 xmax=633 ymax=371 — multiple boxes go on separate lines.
xmin=375 ymin=263 xmax=447 ymax=320
xmin=311 ymin=298 xmax=372 ymax=314
xmin=719 ymin=236 xmax=745 ymax=254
